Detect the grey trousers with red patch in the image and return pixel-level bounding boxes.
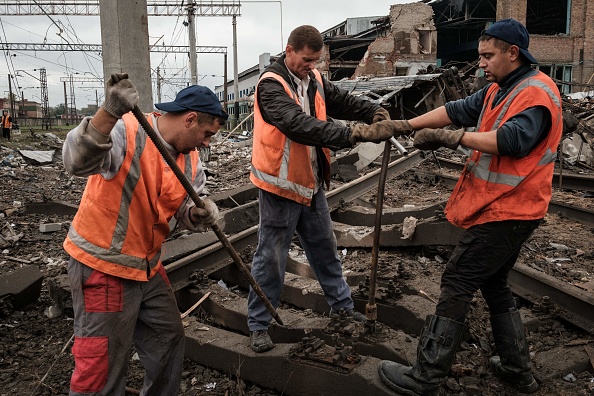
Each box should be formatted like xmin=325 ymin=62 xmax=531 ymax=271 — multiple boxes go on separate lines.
xmin=67 ymin=258 xmax=184 ymax=396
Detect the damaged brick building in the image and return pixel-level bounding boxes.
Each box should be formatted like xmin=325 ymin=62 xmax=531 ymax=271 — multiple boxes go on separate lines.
xmin=217 ymin=0 xmax=593 ymax=127
xmin=320 ymin=0 xmax=593 ymax=95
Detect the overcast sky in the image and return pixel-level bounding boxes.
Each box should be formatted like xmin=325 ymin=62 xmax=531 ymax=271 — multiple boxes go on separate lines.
xmin=0 ymin=0 xmax=414 ymax=108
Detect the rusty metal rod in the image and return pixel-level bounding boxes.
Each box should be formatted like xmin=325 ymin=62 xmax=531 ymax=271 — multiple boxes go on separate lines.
xmin=112 ymin=75 xmax=283 ymax=325
xmin=366 ymin=140 xmax=392 ymax=322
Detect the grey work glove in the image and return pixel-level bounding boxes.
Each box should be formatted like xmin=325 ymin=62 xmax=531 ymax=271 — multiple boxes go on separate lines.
xmin=102 ymin=73 xmax=139 ymax=118
xmin=413 ymin=128 xmax=465 ymax=150
xmin=349 ymin=120 xmax=395 ymax=145
xmin=372 ymin=108 xmax=391 ymax=123
xmin=190 ymin=199 xmax=220 ymax=227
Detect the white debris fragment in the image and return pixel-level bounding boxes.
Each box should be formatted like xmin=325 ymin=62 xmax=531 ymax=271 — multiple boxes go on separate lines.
xmin=401 ymin=216 xmax=418 ymax=240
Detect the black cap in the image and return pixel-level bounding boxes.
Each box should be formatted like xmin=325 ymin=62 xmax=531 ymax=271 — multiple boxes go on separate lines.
xmin=483 ymin=18 xmax=538 ymax=65
xmin=155 ymin=85 xmax=228 ymax=120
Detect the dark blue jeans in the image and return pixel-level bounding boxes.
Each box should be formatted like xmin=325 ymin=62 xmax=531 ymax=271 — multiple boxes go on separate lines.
xmin=247 ymin=189 xmax=354 ymax=331
xmin=436 ymin=219 xmax=541 ymax=322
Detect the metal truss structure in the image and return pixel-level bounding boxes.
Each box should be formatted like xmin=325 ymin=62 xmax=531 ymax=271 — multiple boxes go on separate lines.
xmin=0 ymin=1 xmax=241 ymax=17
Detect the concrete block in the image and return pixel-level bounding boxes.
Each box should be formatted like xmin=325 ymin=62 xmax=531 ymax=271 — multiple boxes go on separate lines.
xmin=39 ymin=223 xmax=62 ymax=233
xmin=533 ymin=345 xmax=591 ymax=379
xmin=48 ymin=274 xmax=73 ymax=317
xmin=0 ymin=265 xmax=43 ymax=309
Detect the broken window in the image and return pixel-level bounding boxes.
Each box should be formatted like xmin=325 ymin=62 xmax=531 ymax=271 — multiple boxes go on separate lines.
xmin=526 ymin=0 xmax=570 ymax=35
xmin=536 ymin=64 xmax=572 ymax=94
xmin=394 ymin=67 xmax=410 ymax=76
xmin=418 ymin=28 xmax=433 ymax=55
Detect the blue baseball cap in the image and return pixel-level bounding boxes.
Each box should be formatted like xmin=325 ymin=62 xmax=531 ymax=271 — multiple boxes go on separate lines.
xmin=483 ymin=18 xmax=538 ymax=65
xmin=155 ymin=85 xmax=228 ymax=120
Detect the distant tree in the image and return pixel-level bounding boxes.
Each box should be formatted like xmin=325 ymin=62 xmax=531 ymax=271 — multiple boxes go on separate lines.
xmin=52 ymin=103 xmax=65 ymax=117
xmin=80 ymin=105 xmax=98 ymax=116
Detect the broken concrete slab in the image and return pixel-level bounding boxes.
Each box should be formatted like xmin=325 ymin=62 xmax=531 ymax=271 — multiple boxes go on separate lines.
xmin=333 ymin=218 xmax=461 ymax=247
xmin=18 ymin=150 xmax=55 ymax=165
xmin=23 ymin=201 xmax=79 ymax=216
xmin=533 ymin=345 xmax=591 ymax=380
xmin=0 ymin=265 xmax=43 ymax=311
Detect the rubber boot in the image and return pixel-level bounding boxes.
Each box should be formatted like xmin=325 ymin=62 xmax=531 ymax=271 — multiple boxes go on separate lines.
xmin=490 ymin=308 xmax=539 ymax=393
xmin=378 ymin=315 xmax=464 ymax=396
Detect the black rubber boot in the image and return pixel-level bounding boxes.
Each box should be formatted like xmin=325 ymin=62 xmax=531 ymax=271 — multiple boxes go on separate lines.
xmin=490 ymin=308 xmax=539 ymax=393
xmin=378 ymin=315 xmax=464 ymax=396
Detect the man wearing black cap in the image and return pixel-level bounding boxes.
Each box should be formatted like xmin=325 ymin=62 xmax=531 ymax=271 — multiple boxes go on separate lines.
xmin=62 ymin=75 xmax=227 ymax=395
xmin=378 ymin=18 xmax=562 ymax=395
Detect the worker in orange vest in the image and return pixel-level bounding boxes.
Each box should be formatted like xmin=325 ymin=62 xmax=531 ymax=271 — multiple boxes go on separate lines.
xmin=62 ymin=75 xmax=227 ymax=395
xmin=248 ymin=25 xmax=405 ymax=353
xmin=2 ymin=110 xmax=12 ymax=140
xmin=378 ymin=18 xmax=562 ymax=396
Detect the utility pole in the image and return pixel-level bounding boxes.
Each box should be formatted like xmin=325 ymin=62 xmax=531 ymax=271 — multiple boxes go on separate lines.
xmin=156 ymin=67 xmax=162 ymax=103
xmin=187 ymin=3 xmax=198 ymax=85
xmin=63 ymin=81 xmax=69 ymax=125
xmin=39 ymin=67 xmax=51 ymax=129
xmin=68 ymin=75 xmax=78 ymax=122
xmin=232 ymin=15 xmax=239 ymax=128
xmin=8 ymin=75 xmax=15 ymax=122
xmin=21 ymin=90 xmax=25 ymax=122
xmin=223 ymin=53 xmax=228 ymax=114
xmin=99 ymin=0 xmax=153 ymax=111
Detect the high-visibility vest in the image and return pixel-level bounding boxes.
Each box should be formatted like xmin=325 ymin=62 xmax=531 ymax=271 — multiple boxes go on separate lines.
xmin=2 ymin=115 xmax=11 ymax=129
xmin=445 ymin=72 xmax=563 ymax=229
xmin=250 ymin=69 xmax=331 ymax=206
xmin=63 ymin=113 xmax=200 ymax=281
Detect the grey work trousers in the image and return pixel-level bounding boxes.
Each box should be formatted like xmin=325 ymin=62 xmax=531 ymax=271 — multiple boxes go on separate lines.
xmin=67 ymin=258 xmax=184 ymax=396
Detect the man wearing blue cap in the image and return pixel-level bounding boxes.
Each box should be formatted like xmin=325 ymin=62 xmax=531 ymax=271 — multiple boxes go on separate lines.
xmin=62 ymin=76 xmax=227 ymax=395
xmin=378 ymin=18 xmax=562 ymax=395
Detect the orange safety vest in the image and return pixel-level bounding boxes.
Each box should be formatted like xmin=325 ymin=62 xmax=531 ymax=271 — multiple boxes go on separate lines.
xmin=445 ymin=72 xmax=562 ymax=229
xmin=63 ymin=113 xmax=200 ymax=281
xmin=2 ymin=114 xmax=11 ymax=129
xmin=250 ymin=69 xmax=331 ymax=206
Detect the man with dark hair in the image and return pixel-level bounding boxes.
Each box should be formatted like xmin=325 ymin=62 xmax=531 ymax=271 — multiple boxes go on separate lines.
xmin=62 ymin=76 xmax=227 ymax=395
xmin=248 ymin=24 xmax=404 ymax=353
xmin=378 ymin=18 xmax=562 ymax=395
xmin=1 ymin=110 xmax=12 ymax=140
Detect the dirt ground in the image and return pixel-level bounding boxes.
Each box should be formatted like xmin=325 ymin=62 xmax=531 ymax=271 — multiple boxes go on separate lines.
xmin=1 ymin=129 xmax=593 ymax=395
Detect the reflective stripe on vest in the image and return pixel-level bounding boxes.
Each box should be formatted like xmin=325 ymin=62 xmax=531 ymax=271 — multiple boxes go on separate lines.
xmin=470 ymin=76 xmax=561 ymax=187
xmin=64 ymin=113 xmax=198 ymax=280
xmin=445 ymin=71 xmax=562 ymax=229
xmin=250 ymin=69 xmax=329 ymax=205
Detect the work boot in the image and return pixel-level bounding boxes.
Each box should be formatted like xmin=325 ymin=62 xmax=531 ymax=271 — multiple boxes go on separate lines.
xmin=378 ymin=315 xmax=465 ymax=396
xmin=490 ymin=308 xmax=539 ymax=393
xmin=250 ymin=330 xmax=274 ymax=353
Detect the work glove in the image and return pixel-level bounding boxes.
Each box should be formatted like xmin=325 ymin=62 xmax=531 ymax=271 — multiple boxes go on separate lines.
xmin=388 ymin=120 xmax=414 ymax=136
xmin=190 ymin=199 xmax=220 ymax=227
xmin=372 ymin=108 xmax=391 ymax=123
xmin=413 ymin=128 xmax=465 ymax=150
xmin=349 ymin=121 xmax=395 ymax=145
xmin=102 ymin=73 xmax=139 ymax=118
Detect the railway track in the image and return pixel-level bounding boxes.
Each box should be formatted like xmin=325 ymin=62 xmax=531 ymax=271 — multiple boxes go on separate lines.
xmin=162 ymin=149 xmax=594 ymax=394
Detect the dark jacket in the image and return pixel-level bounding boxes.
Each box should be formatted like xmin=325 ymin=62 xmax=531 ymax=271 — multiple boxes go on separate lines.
xmin=256 ymin=55 xmax=380 ymax=152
